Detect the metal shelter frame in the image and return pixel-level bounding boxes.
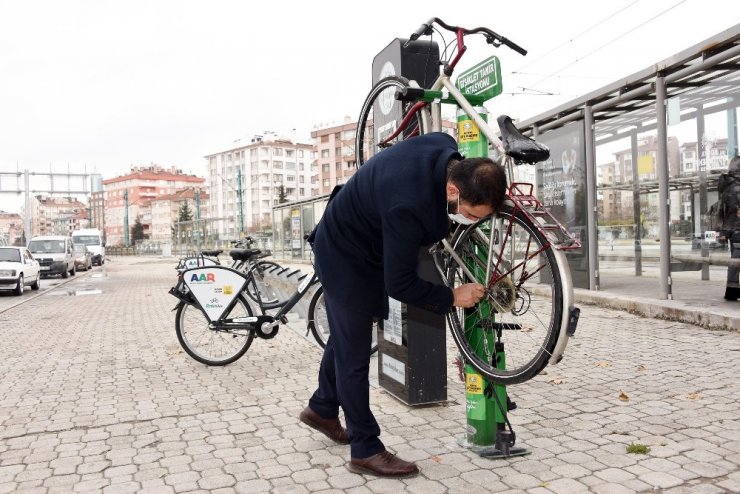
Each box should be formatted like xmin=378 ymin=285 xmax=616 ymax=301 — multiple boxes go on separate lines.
xmin=516 ymin=24 xmax=740 ymax=299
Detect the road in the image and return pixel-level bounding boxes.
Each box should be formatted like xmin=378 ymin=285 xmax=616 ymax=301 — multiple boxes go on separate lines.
xmin=0 ymin=256 xmax=738 ymax=493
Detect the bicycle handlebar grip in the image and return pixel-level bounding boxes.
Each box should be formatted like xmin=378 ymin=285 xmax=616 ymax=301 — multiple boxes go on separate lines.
xmin=502 ymin=36 xmax=527 ymax=56
xmin=395 ymin=86 xmax=425 ymax=102
xmin=403 ymin=19 xmax=435 ymax=48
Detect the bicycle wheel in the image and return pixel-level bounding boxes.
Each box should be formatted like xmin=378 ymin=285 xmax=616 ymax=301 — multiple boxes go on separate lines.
xmin=245 ymin=260 xmax=283 ymax=305
xmin=308 ymin=286 xmax=378 ymax=354
xmin=448 ymin=204 xmax=563 ymax=385
xmin=175 ymin=294 xmax=256 ymax=366
xmin=355 ymin=76 xmax=421 ymax=167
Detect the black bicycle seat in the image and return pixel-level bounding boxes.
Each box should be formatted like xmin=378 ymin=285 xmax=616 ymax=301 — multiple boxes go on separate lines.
xmin=201 ymin=249 xmax=222 ymax=257
xmin=497 ymin=115 xmax=550 ymax=164
xmin=229 ymin=248 xmax=262 ymax=261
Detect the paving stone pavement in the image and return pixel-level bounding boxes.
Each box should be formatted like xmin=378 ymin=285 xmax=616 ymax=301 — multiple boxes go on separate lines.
xmin=0 ymin=256 xmax=738 ymax=494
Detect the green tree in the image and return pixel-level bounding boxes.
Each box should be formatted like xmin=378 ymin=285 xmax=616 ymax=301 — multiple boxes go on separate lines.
xmin=131 ymin=216 xmax=146 ymax=242
xmin=172 ymin=201 xmax=194 ymax=241
xmin=178 ymin=201 xmax=193 ymax=222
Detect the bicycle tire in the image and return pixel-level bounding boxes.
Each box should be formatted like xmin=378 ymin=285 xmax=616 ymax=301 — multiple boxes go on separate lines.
xmin=244 ymin=260 xmax=284 ymax=305
xmin=175 ymin=294 xmax=256 ymax=366
xmin=355 ymin=76 xmax=421 ymax=167
xmin=308 ymin=286 xmax=378 ymax=354
xmin=447 ymin=204 xmax=563 ymax=385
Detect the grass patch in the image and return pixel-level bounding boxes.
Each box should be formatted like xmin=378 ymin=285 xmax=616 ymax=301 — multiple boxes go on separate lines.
xmin=626 ymin=443 xmax=651 ymax=454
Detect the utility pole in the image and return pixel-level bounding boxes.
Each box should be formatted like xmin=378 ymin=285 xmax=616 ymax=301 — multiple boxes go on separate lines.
xmin=195 ymin=189 xmax=201 ymax=249
xmin=123 ymin=190 xmax=129 ymax=247
xmin=237 ymin=168 xmax=244 ymax=237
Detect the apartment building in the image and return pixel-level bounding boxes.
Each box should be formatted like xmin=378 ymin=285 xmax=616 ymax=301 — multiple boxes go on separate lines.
xmin=0 ymin=212 xmax=24 ymax=245
xmin=205 ymin=133 xmax=316 ymax=239
xmin=149 ymin=187 xmax=209 ymax=243
xmin=28 ymin=196 xmax=88 ymax=237
xmin=103 ymin=166 xmax=205 ymax=246
xmin=311 ymin=118 xmax=358 ymax=196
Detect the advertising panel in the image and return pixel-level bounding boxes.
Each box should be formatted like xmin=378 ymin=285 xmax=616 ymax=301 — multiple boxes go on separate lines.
xmin=536 ymin=120 xmax=589 ymax=288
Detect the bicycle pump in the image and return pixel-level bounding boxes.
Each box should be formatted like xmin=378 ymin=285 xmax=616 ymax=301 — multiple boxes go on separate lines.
xmin=456 ymin=107 xmax=528 ymax=458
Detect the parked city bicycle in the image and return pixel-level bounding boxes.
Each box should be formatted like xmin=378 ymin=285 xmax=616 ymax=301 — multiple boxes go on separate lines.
xmin=354 ymin=18 xmax=581 ymax=385
xmin=169 ymin=240 xmax=378 ymax=366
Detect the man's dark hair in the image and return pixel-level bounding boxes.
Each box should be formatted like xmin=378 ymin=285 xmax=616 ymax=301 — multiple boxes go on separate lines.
xmin=448 ymin=157 xmax=508 ymax=213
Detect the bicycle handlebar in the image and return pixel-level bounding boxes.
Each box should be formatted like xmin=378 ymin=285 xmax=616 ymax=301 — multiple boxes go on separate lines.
xmin=404 ymin=17 xmax=527 ymax=56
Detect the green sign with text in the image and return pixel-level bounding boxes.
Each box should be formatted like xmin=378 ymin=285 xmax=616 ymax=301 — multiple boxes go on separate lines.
xmin=455 ymin=56 xmax=502 ymax=101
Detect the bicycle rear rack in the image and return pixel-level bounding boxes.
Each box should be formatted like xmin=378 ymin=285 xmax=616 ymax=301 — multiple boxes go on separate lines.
xmin=507 ymin=183 xmax=581 ymax=251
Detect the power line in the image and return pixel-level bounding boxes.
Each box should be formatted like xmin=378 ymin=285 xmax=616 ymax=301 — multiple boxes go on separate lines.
xmin=526 ymin=0 xmax=688 ymax=92
xmin=514 ymin=0 xmax=642 ymax=73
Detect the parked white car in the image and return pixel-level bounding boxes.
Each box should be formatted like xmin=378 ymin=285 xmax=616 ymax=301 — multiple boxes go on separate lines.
xmin=0 ymin=246 xmax=41 ymax=295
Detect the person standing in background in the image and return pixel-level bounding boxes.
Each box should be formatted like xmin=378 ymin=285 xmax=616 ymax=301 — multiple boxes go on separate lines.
xmin=717 ymin=156 xmax=740 ymax=300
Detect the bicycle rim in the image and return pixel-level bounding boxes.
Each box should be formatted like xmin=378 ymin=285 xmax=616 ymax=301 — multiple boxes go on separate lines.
xmin=355 ymin=76 xmax=417 ymax=167
xmin=175 ymin=295 xmax=255 ymax=366
xmin=448 ymin=205 xmax=563 ymax=384
xmin=308 ymin=287 xmax=378 ymax=354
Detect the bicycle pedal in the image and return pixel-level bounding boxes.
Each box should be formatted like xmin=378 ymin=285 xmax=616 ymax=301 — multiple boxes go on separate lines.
xmin=279 ymin=315 xmax=288 ymax=324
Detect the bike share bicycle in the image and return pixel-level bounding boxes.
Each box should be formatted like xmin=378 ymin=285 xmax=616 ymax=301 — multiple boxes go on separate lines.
xmin=355 ymin=18 xmax=581 ymax=455
xmin=170 ymin=235 xmax=378 ymax=365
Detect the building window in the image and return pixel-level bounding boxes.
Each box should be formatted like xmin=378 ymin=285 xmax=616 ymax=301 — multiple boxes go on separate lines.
xmin=286 ymin=149 xmax=295 ymax=157
xmin=298 ymin=150 xmax=304 ymax=158
xmin=322 ymin=179 xmax=330 ymax=187
xmin=322 ymin=163 xmax=330 ymax=173
xmin=321 ymin=149 xmax=330 ymax=158
xmin=274 ymin=161 xmax=283 ymax=169
xmin=336 ymin=162 xmax=341 ymax=171
xmin=274 ymin=148 xmax=283 ymax=156
xmin=321 ymin=135 xmax=329 ymax=144
xmin=287 ymin=175 xmax=295 ymax=182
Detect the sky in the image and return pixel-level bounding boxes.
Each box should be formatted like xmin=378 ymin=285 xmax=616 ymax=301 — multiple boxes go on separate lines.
xmin=0 ymin=0 xmax=737 ymax=213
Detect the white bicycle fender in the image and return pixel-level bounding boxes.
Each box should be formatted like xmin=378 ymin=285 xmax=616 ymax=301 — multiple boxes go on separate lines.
xmin=549 ymin=248 xmax=575 ymax=365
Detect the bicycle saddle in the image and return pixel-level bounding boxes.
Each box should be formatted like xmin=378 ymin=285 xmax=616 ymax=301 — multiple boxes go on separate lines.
xmin=497 ymin=115 xmax=550 ymax=164
xmin=229 ymin=248 xmax=262 ymax=261
xmin=201 ymin=249 xmax=222 ymax=257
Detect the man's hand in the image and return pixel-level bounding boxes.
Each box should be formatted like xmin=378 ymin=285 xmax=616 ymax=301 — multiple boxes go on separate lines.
xmin=452 ymin=283 xmax=485 ymax=308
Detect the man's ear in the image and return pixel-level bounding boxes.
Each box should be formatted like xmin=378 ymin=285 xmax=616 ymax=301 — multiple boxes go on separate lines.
xmin=446 ymin=182 xmax=459 ymax=198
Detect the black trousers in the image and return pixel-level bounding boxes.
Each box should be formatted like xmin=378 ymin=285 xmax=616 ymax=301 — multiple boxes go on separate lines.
xmin=307 ymin=292 xmax=385 ymax=459
xmin=726 ymin=231 xmax=740 ymax=300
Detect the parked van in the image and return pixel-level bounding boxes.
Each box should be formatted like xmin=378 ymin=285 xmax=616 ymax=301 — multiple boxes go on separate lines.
xmin=27 ymin=235 xmax=76 ymax=278
xmin=72 ymin=228 xmax=105 ymax=265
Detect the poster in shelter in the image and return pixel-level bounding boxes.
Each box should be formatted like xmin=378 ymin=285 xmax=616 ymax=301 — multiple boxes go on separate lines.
xmin=535 ymin=120 xmax=589 ymax=288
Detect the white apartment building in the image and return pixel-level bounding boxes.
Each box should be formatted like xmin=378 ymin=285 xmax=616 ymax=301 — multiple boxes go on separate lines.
xmin=205 ymin=134 xmax=317 ymax=238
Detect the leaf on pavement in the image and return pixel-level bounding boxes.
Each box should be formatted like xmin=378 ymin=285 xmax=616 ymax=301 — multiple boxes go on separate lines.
xmin=549 ymin=378 xmax=564 ymax=385
xmin=594 ymin=361 xmax=611 ymax=367
xmin=638 ymin=365 xmax=647 ymax=372
xmin=619 ymin=391 xmax=630 ymax=401
xmin=686 ymin=392 xmax=701 ymax=400
xmin=430 ymin=455 xmax=441 ymax=463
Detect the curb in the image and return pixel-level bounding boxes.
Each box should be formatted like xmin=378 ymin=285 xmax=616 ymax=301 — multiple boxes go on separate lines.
xmin=572 ymin=288 xmax=739 ymax=332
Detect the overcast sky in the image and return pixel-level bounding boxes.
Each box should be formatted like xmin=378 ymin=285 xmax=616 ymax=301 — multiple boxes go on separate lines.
xmin=0 ymin=0 xmax=736 ymax=212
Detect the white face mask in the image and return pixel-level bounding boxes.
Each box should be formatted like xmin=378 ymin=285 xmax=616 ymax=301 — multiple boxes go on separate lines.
xmin=448 ymin=196 xmax=477 ymax=225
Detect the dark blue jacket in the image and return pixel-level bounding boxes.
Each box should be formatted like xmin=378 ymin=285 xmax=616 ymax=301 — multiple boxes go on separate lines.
xmin=312 ymin=132 xmax=460 ymax=318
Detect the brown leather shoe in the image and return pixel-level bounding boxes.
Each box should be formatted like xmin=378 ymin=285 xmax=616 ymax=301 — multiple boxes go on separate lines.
xmin=348 ymin=450 xmax=419 ymax=478
xmin=299 ymin=407 xmax=349 ymax=445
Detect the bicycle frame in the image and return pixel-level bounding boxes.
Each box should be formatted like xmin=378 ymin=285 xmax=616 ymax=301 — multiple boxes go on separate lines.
xmin=402 ymin=71 xmax=577 ymax=367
